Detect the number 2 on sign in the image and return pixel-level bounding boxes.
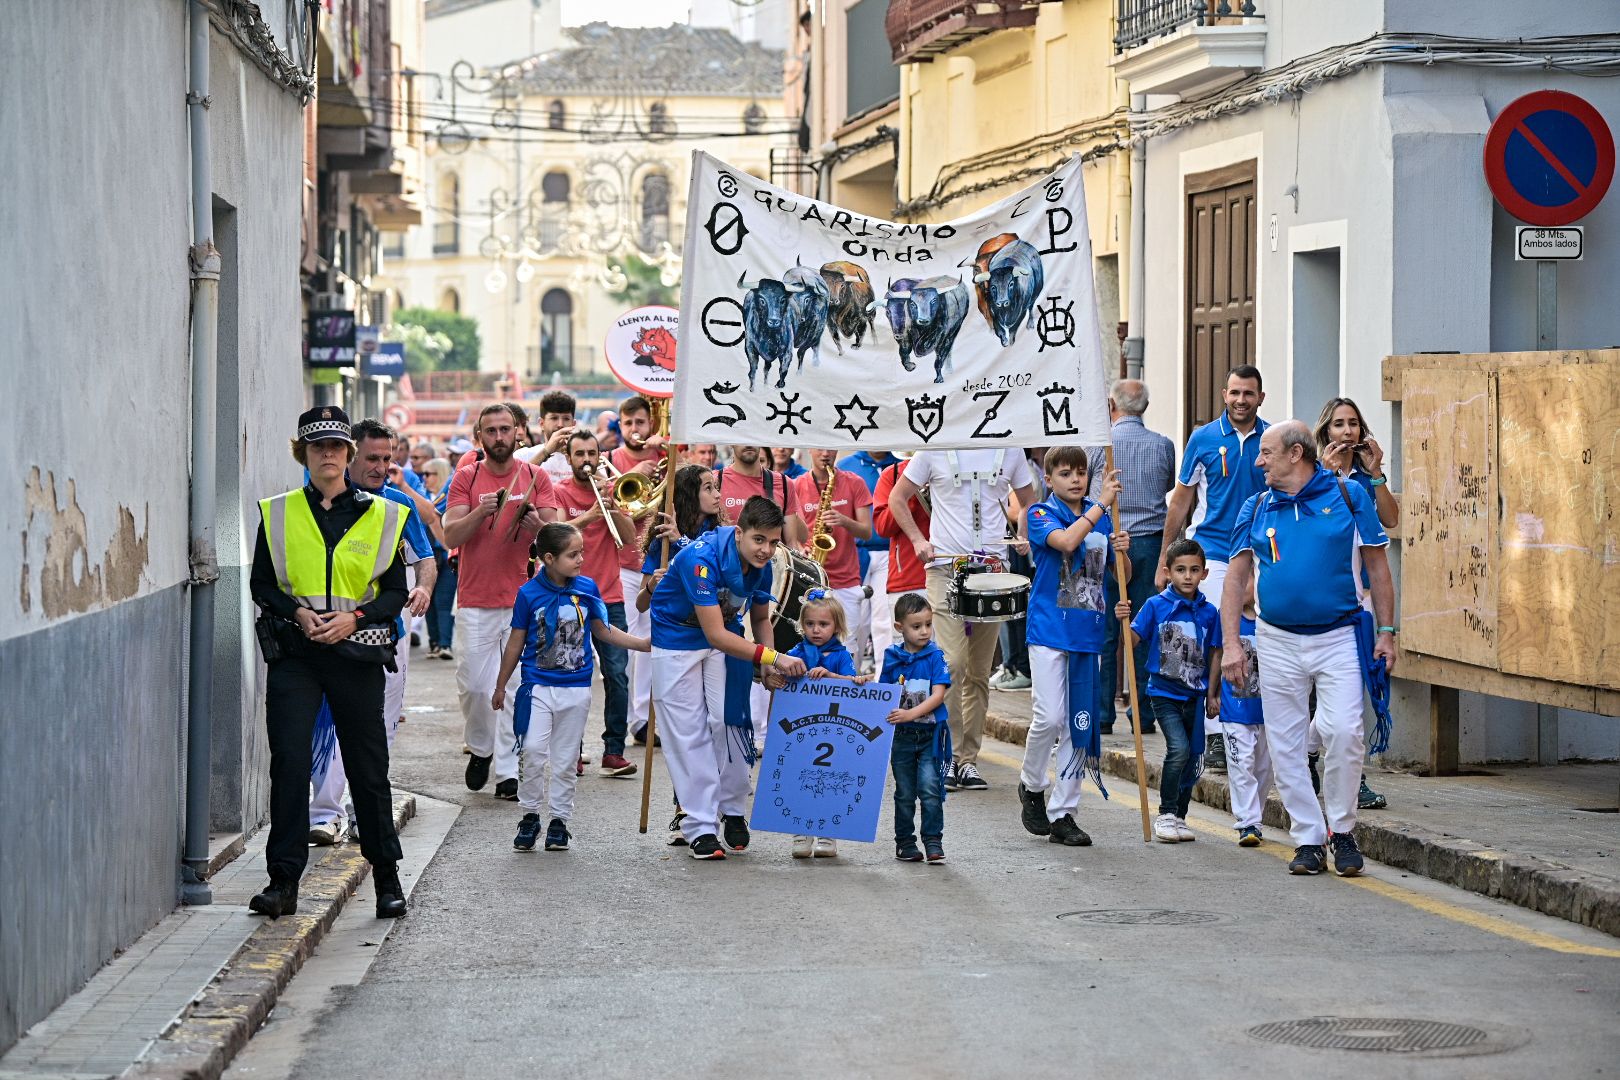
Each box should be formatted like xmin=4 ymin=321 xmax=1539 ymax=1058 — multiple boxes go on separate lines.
xmin=812 ymin=743 xmax=834 ymax=767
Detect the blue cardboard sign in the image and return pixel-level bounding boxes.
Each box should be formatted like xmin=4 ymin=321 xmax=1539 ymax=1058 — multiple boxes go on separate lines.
xmin=750 ymin=678 xmax=897 ymax=842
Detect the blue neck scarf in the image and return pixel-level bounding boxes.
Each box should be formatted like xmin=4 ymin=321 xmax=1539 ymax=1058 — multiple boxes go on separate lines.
xmin=795 ymin=636 xmax=850 ymax=673
xmin=882 ymin=642 xmax=954 ymax=793
xmin=1354 ymin=609 xmax=1394 ymax=755
xmin=1058 ymin=652 xmax=1109 ymax=799
xmin=706 ymin=528 xmax=768 ymax=766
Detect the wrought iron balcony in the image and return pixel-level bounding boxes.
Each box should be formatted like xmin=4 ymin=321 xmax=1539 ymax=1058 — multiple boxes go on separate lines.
xmin=1115 ymin=0 xmax=1259 ymax=53
xmin=886 ymin=1 xmax=1062 ymax=65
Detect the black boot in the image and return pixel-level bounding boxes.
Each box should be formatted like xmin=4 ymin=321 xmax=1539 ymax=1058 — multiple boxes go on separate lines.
xmin=373 ymin=863 xmax=407 ymax=919
xmin=249 ymin=878 xmax=298 ymax=919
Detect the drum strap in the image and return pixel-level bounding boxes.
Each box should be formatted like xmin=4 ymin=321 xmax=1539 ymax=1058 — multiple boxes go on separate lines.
xmin=946 ymin=449 xmax=1006 ymax=550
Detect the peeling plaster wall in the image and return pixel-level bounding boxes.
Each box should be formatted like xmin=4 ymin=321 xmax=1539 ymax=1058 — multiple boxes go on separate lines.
xmin=0 ymin=2 xmax=304 ymax=1051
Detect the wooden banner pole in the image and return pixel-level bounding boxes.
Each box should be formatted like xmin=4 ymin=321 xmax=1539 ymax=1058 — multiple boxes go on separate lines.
xmin=638 ymin=399 xmax=679 ymax=834
xmin=1106 ymin=445 xmax=1154 ymax=843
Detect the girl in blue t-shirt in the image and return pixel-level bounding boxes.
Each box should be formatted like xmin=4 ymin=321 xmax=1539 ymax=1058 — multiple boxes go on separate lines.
xmin=784 ymin=590 xmax=872 ymax=861
xmin=493 ymin=523 xmax=650 ymax=854
xmin=1016 ymin=446 xmax=1131 ymax=850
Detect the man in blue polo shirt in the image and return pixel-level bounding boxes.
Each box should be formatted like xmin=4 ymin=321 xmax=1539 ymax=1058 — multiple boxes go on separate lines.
xmin=309 ymin=419 xmax=438 ymax=842
xmin=837 ymin=448 xmax=901 ymax=671
xmin=1158 ymin=365 xmax=1268 ymax=769
xmin=1222 ymin=420 xmax=1396 ymax=878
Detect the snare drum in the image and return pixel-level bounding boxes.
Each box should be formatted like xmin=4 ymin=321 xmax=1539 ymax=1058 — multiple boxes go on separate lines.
xmin=949 ymin=572 xmax=1030 ymax=623
xmin=769 ymin=547 xmax=828 ymax=650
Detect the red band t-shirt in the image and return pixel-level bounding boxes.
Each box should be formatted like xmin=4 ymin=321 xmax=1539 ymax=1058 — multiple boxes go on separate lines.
xmin=718 ymin=467 xmax=792 ymax=524
xmin=790 ymin=470 xmax=872 ymax=589
xmin=448 ymin=458 xmax=556 ymax=609
xmin=552 ymin=475 xmax=626 ymax=604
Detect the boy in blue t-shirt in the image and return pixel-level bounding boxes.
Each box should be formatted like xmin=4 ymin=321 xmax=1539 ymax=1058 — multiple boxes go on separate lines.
xmin=1219 ymin=590 xmax=1271 ymax=847
xmin=493 ymin=523 xmax=649 ymax=853
xmin=1016 ymin=446 xmax=1130 ymax=848
xmin=880 ymin=593 xmax=951 ymax=864
xmin=1129 ymin=538 xmax=1223 ymax=844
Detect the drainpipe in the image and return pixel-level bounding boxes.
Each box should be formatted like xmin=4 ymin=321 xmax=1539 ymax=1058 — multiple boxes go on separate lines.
xmin=1123 ymin=91 xmax=1147 ymax=381
xmin=182 ymin=0 xmax=221 ymax=906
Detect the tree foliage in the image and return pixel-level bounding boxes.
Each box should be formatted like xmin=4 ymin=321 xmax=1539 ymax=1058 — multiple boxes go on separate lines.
xmin=388 ymin=306 xmax=481 ymax=373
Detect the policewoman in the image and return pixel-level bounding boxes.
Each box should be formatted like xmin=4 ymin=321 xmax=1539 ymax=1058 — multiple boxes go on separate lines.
xmin=248 ymin=407 xmax=411 ymax=920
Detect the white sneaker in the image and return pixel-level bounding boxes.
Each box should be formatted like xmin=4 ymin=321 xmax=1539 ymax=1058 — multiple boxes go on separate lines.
xmin=812 ymin=837 xmax=838 ymax=858
xmin=307 ymin=822 xmax=339 ymax=846
xmin=1174 ymin=817 xmax=1197 ymax=842
xmin=1153 ymin=813 xmax=1181 ymax=843
xmin=987 ymin=666 xmax=1011 ymax=690
xmin=791 ymin=835 xmax=813 ymax=859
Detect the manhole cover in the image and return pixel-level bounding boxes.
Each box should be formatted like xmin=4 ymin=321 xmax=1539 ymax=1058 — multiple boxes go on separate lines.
xmin=1056 ymin=908 xmax=1232 ymax=926
xmin=1248 ymin=1017 xmax=1489 ymax=1053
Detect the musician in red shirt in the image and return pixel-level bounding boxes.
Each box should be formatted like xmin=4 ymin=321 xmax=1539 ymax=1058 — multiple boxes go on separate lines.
xmin=873 ymin=457 xmax=931 ymax=663
xmin=610 ymin=395 xmax=666 ymax=744
xmin=790 ymin=450 xmax=873 ymax=645
xmin=443 ymin=403 xmax=558 ymax=799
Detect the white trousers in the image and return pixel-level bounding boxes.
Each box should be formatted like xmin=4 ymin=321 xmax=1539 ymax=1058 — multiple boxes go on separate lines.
xmin=311 ymin=632 xmax=407 ymax=827
xmin=866 ymin=551 xmax=893 ymax=670
xmin=831 ymin=582 xmax=867 ymax=671
xmin=516 ymin=684 xmax=592 ymax=820
xmin=651 ymin=647 xmax=753 ymax=842
xmin=622 ymin=567 xmax=652 ymax=735
xmin=1221 ymin=721 xmax=1274 ymax=829
xmin=1018 ymin=645 xmax=1086 ymax=821
xmin=1256 ymin=622 xmax=1363 ymax=846
xmin=458 ymin=606 xmax=521 ymax=782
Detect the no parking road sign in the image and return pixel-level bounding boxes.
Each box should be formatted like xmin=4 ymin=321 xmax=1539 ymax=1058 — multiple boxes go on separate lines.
xmin=1484 ymin=90 xmax=1614 ymax=226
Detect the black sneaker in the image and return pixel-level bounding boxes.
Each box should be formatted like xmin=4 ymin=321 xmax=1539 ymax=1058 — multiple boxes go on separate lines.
xmin=1048 ymin=814 xmax=1092 ymax=847
xmin=1204 ymin=733 xmax=1227 ymax=772
xmin=373 ymin=863 xmax=407 ymax=919
xmin=924 ymin=839 xmax=946 ymax=864
xmin=544 ymin=818 xmax=570 ymax=851
xmin=514 ymin=812 xmax=541 ymax=851
xmin=248 ymin=878 xmax=298 ymax=919
xmin=943 ymin=758 xmax=960 ymax=791
xmin=955 ymin=762 xmax=988 ymax=790
xmin=666 ymin=812 xmax=688 ymax=846
xmin=1307 ymin=752 xmax=1322 ymax=795
xmin=465 ymin=753 xmax=492 ymax=791
xmin=688 ymin=833 xmax=727 ymax=860
xmin=1289 ymin=844 xmax=1327 ymax=875
xmin=895 ymin=841 xmax=923 ymax=862
xmin=1018 ymin=782 xmax=1051 ymax=836
xmin=494 ymin=778 xmax=518 ymax=801
xmin=1330 ymin=832 xmax=1364 ymax=877
xmin=1357 ymin=775 xmax=1387 ymax=810
xmin=721 ymin=814 xmax=750 ymax=852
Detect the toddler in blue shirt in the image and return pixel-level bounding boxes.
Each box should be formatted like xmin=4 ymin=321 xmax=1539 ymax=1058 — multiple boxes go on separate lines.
xmin=880 ymin=593 xmax=952 ymax=864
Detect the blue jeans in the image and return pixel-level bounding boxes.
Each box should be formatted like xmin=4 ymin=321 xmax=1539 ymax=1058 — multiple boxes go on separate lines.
xmin=997 ymin=546 xmax=1032 ymax=677
xmin=1149 ymin=694 xmax=1198 ymax=818
xmin=891 ymin=723 xmax=944 ymax=843
xmin=594 ymin=601 xmax=629 ymax=756
xmin=428 ymin=554 xmax=457 ymax=649
xmin=1102 ymin=531 xmax=1162 ymax=730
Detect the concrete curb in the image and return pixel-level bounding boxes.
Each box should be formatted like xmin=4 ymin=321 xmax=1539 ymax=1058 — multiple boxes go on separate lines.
xmin=126 ymin=794 xmax=417 ymax=1080
xmin=985 ymin=712 xmax=1620 ymax=938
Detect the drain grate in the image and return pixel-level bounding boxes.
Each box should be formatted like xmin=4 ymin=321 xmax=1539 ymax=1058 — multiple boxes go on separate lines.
xmin=1248 ymin=1017 xmax=1489 ymax=1053
xmin=1056 ymin=908 xmax=1231 ymax=926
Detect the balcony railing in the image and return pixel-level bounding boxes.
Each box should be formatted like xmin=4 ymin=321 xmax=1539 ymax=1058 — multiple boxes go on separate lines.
xmin=1115 ymin=0 xmax=1259 ymax=53
xmin=526 ymin=344 xmax=603 ymax=378
xmin=886 ymin=1 xmax=1058 ymax=65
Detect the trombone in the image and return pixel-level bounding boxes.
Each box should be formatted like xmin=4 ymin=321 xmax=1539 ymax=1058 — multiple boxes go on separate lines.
xmin=590 ymin=462 xmax=624 ymax=548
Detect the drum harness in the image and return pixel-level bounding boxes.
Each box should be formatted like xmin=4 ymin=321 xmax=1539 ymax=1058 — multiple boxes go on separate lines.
xmin=945 ymin=449 xmax=1008 ymax=633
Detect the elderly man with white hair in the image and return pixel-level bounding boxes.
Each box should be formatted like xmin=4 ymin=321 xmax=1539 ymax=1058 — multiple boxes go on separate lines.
xmin=1221 ymin=420 xmax=1397 ymax=878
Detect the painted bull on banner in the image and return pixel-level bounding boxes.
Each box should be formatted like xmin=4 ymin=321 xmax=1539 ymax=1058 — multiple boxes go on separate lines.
xmin=883 ymin=276 xmax=920 ymax=372
xmin=886 ymin=274 xmax=970 ymax=384
xmin=782 ymin=258 xmax=830 ymax=372
xmin=737 ymin=269 xmax=808 ymax=391
xmin=972 ymin=234 xmax=1044 ymax=347
xmin=819 ymin=261 xmax=877 ymax=355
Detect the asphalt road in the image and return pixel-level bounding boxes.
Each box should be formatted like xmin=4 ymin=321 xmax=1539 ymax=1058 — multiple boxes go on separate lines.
xmin=229 ymin=648 xmax=1620 ymax=1080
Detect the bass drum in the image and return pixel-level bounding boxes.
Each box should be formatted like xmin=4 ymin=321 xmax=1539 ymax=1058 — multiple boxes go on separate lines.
xmin=769 ymin=547 xmax=828 ymax=651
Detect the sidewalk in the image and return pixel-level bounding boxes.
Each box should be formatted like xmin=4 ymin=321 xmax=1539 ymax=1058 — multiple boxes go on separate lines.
xmin=0 ymin=795 xmax=415 ymax=1080
xmin=983 ymin=689 xmax=1620 ymax=937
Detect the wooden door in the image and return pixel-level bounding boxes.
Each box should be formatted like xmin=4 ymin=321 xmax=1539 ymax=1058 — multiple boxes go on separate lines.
xmin=1184 ymin=162 xmax=1258 ymax=435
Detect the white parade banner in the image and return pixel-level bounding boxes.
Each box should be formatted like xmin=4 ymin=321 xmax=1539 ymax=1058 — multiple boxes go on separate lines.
xmin=672 ymin=151 xmax=1111 ymax=451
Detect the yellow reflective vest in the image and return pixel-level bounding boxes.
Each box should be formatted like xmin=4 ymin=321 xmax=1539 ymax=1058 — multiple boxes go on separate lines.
xmin=258 ymin=489 xmax=408 ymax=614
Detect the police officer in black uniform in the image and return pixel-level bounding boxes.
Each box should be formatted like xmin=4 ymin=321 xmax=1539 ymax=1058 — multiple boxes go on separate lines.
xmin=248 ymin=406 xmax=410 ymax=919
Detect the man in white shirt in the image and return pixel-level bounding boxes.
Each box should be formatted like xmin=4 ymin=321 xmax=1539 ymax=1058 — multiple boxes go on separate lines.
xmin=887 ymin=449 xmax=1036 ymax=790
xmin=514 ymin=389 xmax=580 ymax=485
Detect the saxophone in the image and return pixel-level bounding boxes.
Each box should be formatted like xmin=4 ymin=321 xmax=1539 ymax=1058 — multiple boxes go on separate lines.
xmin=808 ymin=467 xmax=837 ymax=564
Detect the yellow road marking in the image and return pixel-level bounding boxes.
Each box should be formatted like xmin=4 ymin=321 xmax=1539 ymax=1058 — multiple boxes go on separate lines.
xmin=974 ymin=746 xmax=1620 ymax=959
